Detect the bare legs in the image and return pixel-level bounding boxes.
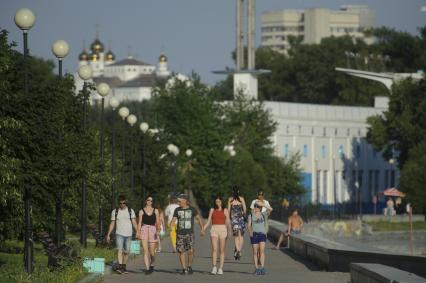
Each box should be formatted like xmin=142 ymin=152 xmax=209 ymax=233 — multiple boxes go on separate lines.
xmin=141 ymin=239 xmax=157 ymax=270
xmin=234 ymin=231 xmax=244 ymax=254
xmin=117 ymin=250 xmax=128 ymax=265
xmin=210 ymin=236 xmax=226 ymax=269
xmin=252 ymin=242 xmax=265 ymax=269
xmin=275 ymin=233 xmax=287 ymax=249
xmin=179 ymin=249 xmax=194 ymax=270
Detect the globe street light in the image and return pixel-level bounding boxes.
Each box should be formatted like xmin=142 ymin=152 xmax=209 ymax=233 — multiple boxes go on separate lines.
xmin=52 ymin=40 xmax=69 ymax=78
xmin=140 ymin=122 xmax=149 ymax=200
xmin=185 ymin=149 xmax=193 ymax=194
xmin=78 ymin=64 xmax=92 ymax=248
xmin=127 ymin=114 xmax=137 ymax=191
xmin=51 ymin=39 xmax=70 ymax=249
xmin=118 ymin=107 xmax=129 ymax=190
xmin=15 ymin=8 xmax=36 ymax=274
xmin=109 ymin=97 xmax=119 ymax=210
xmin=168 ymin=144 xmax=179 ymax=193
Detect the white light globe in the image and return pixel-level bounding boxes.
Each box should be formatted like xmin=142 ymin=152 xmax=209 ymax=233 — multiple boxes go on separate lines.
xmin=140 ymin=122 xmax=149 ymax=133
xmin=78 ymin=65 xmax=92 ymax=80
xmin=127 ymin=114 xmax=137 ymax=126
xmin=186 ymin=149 xmax=193 ymax=157
xmin=118 ymin=107 xmax=129 ymax=119
xmin=167 ymin=144 xmax=175 ymax=153
xmin=173 ymin=145 xmax=180 ymax=156
xmin=230 ymin=150 xmax=236 ymax=157
xmin=109 ymin=97 xmax=119 ymax=110
xmin=14 ymin=8 xmax=36 ymax=31
xmin=52 ymin=40 xmax=70 ymax=59
xmin=97 ymin=82 xmax=110 ymax=97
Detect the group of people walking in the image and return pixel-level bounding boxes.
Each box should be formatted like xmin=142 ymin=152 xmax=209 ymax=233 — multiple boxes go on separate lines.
xmin=106 ymin=188 xmax=302 ymax=276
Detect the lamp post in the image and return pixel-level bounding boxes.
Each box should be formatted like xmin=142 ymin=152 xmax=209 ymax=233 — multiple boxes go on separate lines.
xmin=332 ymin=155 xmax=337 ymax=219
xmin=118 ymin=107 xmax=130 ymax=190
xmin=15 ymin=7 xmax=36 ymax=274
xmin=127 ymin=114 xmax=137 ymax=191
xmin=78 ymin=64 xmax=92 ymax=248
xmin=52 ymin=40 xmax=69 ymax=78
xmin=167 ymin=144 xmax=179 ymax=192
xmin=185 ymin=149 xmax=193 ymax=193
xmin=140 ymin=122 xmax=149 ymax=200
xmin=224 ymin=145 xmax=236 ymax=183
xmin=51 ymin=39 xmax=69 ymax=248
xmin=96 ymin=82 xmax=110 ymax=240
xmin=109 ymin=98 xmax=119 ymax=210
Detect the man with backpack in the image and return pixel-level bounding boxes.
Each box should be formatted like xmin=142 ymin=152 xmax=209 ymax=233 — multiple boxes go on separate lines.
xmin=106 ymin=195 xmax=138 ymax=274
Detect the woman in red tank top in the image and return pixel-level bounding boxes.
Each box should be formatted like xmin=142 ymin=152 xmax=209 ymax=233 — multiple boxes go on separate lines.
xmin=202 ymin=196 xmax=231 ymax=275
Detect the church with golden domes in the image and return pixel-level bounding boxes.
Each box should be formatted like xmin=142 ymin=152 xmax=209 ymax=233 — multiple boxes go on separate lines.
xmin=74 ymin=36 xmax=181 ymax=105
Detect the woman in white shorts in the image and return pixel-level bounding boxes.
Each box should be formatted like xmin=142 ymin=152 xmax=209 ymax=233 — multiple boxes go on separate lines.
xmin=202 ymin=196 xmax=231 ymax=275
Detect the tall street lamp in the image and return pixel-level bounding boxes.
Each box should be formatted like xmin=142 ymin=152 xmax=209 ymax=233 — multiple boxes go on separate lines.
xmin=109 ymin=97 xmax=120 ymax=210
xmin=15 ymin=7 xmax=36 ymax=274
xmin=96 ymin=82 xmax=110 ymax=240
xmin=52 ymin=40 xmax=69 ymax=78
xmin=118 ymin=107 xmax=130 ymax=190
xmin=51 ymin=39 xmax=69 ymax=248
xmin=167 ymin=144 xmax=179 ymax=193
xmin=78 ymin=64 xmax=92 ymax=248
xmin=185 ymin=149 xmax=193 ymax=194
xmin=127 ymin=114 xmax=137 ymax=191
xmin=140 ymin=122 xmax=149 ymax=200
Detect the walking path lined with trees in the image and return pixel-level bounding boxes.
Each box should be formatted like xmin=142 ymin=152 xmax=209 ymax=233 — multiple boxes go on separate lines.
xmin=103 ymin=225 xmax=349 ymax=283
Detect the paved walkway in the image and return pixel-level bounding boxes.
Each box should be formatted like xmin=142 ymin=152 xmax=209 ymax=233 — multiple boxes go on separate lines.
xmin=103 ymin=226 xmax=349 ymax=283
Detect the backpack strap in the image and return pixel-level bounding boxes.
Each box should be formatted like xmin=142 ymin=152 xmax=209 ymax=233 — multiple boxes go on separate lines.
xmin=115 ymin=208 xmax=119 ymax=221
xmin=128 ymin=207 xmax=132 ymax=221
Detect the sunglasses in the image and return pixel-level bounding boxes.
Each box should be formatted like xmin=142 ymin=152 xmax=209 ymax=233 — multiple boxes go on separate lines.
xmin=119 ymin=201 xmax=126 ymax=205
xmin=146 ymin=199 xmax=153 ymax=202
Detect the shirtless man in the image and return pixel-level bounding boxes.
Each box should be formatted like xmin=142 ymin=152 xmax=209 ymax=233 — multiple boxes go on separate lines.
xmin=287 ymin=208 xmax=303 ymax=235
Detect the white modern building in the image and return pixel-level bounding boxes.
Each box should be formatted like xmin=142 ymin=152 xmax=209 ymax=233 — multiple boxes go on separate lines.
xmin=261 ymin=5 xmax=375 ymax=52
xmin=264 ymin=96 xmax=397 ymax=206
xmin=73 ymin=36 xmax=183 ymax=106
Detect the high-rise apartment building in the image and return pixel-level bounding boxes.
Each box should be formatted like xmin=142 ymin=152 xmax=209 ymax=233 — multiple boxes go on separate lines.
xmin=261 ymin=5 xmax=374 ymax=53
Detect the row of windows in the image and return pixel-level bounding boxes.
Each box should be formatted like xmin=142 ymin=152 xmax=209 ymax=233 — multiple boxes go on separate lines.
xmin=283 ymin=144 xmax=374 ymax=159
xmin=262 ymin=26 xmax=304 ymax=33
xmin=261 ymin=35 xmax=286 ymax=42
xmin=330 ymin=27 xmax=363 ymax=33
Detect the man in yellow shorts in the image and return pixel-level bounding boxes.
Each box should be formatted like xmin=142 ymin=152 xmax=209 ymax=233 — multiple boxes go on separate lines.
xmin=165 ymin=195 xmax=179 ymax=252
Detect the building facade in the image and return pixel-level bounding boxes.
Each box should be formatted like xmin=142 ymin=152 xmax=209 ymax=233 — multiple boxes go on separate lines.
xmin=264 ymin=96 xmax=397 ymax=206
xmin=261 ymin=5 xmax=374 ymax=53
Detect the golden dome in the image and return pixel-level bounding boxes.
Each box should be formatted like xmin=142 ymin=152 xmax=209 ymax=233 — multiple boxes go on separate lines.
xmin=159 ymin=54 xmax=167 ymax=62
xmin=89 ymin=52 xmax=99 ymax=62
xmin=79 ymin=50 xmax=88 ymax=61
xmin=105 ymin=50 xmax=115 ymax=61
xmin=90 ymin=38 xmax=104 ymax=53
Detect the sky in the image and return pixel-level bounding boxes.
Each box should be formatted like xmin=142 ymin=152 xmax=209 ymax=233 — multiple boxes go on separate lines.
xmin=1 ymin=0 xmax=425 ymax=84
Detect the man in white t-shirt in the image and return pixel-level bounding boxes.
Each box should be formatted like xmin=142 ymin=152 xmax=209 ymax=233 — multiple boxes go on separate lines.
xmin=106 ymin=195 xmax=137 ymax=274
xmin=165 ymin=196 xmax=180 ymax=252
xmin=250 ymin=190 xmax=273 ymax=214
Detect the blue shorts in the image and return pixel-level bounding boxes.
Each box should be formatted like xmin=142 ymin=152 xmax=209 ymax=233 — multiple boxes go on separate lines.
xmin=291 ymin=229 xmax=301 ymax=235
xmin=116 ymin=234 xmax=132 ymax=254
xmin=250 ymin=232 xmax=267 ymax=245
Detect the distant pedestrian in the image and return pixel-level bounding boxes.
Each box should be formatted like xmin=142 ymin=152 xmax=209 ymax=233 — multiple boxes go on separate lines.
xmin=202 ymin=196 xmax=231 ymax=275
xmin=165 ymin=196 xmax=180 ymax=252
xmin=136 ymin=196 xmax=160 ymax=274
xmin=106 ymin=195 xmax=138 ymax=274
xmin=228 ymin=186 xmax=246 ymax=260
xmin=248 ymin=202 xmax=272 ymax=275
xmin=156 ymin=206 xmax=166 ymax=253
xmin=250 ymin=189 xmax=272 ymax=214
xmin=170 ymin=194 xmax=204 ymax=275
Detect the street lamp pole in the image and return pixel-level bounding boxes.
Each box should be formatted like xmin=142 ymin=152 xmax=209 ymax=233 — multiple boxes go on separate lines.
xmin=52 ymin=39 xmax=69 ymax=247
xmin=167 ymin=144 xmax=179 ymax=192
xmin=78 ymin=65 xmax=93 ymax=248
xmin=185 ymin=149 xmax=193 ymax=194
xmin=109 ymin=98 xmax=120 ymax=210
xmin=140 ymin=122 xmax=149 ymax=200
xmin=15 ymin=8 xmax=36 ymax=273
xmin=332 ymin=156 xmax=337 ymax=219
xmin=96 ymin=83 xmax=110 ymax=240
xmin=127 ymin=114 xmax=137 ymax=191
xmin=118 ymin=107 xmax=130 ymax=190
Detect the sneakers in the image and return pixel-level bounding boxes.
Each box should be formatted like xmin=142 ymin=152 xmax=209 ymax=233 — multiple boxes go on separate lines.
xmin=180 ymin=268 xmax=188 ymax=275
xmin=211 ymin=266 xmax=217 ymax=274
xmin=187 ymin=266 xmax=194 ymax=275
xmin=217 ymin=268 xmax=223 ymax=275
xmin=116 ymin=266 xmax=123 ymax=274
xmin=122 ymin=264 xmax=128 ymax=274
xmin=254 ymin=268 xmax=266 ymax=275
xmin=236 ymin=251 xmax=241 ymax=260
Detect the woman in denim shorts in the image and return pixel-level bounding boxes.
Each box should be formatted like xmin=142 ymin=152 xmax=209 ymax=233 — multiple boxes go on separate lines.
xmin=248 ymin=202 xmax=272 ymax=275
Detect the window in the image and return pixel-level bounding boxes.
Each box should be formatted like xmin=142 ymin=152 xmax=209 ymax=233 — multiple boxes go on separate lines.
xmin=368 ymin=170 xmax=373 ymax=195
xmin=374 ymin=170 xmax=380 ymax=193
xmin=323 ymin=170 xmax=328 ymax=203
xmin=384 ymin=170 xmax=389 ymax=188
xmin=283 ymin=144 xmax=289 ymax=157
xmin=303 ymin=144 xmax=308 ymax=157
xmin=338 ymin=145 xmax=344 ymax=158
xmin=390 ymin=170 xmax=395 ymax=187
xmin=356 ymin=145 xmax=361 ymax=158
xmin=321 ymin=145 xmax=326 ymax=158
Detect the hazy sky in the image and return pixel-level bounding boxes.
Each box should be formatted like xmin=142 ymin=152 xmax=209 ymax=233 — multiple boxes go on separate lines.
xmin=1 ymin=0 xmax=425 ymax=84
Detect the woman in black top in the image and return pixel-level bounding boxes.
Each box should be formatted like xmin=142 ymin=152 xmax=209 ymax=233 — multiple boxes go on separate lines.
xmin=137 ymin=196 xmax=160 ymax=274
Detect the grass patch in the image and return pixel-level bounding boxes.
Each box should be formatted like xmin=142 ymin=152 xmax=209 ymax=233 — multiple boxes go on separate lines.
xmin=367 ymin=221 xmax=426 ymax=232
xmin=0 ymin=238 xmax=116 ymax=283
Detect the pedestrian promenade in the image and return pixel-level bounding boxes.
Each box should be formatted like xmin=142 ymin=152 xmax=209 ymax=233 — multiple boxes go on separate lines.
xmin=103 ymin=226 xmax=349 ymax=283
